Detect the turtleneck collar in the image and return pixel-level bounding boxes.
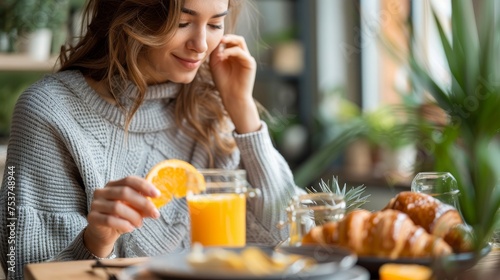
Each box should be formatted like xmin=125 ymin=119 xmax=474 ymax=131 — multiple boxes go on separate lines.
xmin=119 ymin=78 xmax=181 ymax=103
xmin=52 ymin=70 xmax=181 ymax=133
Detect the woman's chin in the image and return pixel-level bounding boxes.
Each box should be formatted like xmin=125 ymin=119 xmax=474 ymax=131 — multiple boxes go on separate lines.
xmin=145 ymin=71 xmax=197 ymax=85
xmin=172 ymin=75 xmax=197 ymax=84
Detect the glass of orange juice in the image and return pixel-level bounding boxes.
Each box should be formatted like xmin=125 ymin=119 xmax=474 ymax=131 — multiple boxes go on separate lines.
xmin=186 ymin=169 xmax=256 ymax=247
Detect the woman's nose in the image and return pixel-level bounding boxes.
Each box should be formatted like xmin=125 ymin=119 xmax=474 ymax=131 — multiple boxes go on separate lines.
xmin=187 ymin=27 xmax=208 ymax=53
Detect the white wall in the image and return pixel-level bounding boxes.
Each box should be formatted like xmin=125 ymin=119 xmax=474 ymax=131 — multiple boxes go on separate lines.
xmin=316 ymin=0 xmax=348 ymax=94
xmin=360 ymin=0 xmax=381 ymax=111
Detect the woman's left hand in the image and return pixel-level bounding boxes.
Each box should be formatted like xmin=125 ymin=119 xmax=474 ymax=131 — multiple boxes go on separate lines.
xmin=210 ymin=34 xmax=261 ymax=134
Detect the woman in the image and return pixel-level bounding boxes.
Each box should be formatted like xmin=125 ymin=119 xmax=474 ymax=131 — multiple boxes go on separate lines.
xmin=0 ymin=0 xmax=298 ymax=278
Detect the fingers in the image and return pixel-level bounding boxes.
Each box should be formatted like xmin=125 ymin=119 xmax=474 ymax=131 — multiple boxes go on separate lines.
xmin=107 ymin=175 xmax=160 ymax=198
xmin=215 ymin=34 xmax=254 ymax=63
xmin=91 ymin=197 xmax=145 ymax=228
xmin=94 ymin=185 xmax=160 ymax=219
xmin=87 ymin=211 xmax=136 ymax=234
xmin=220 ymin=34 xmax=249 ymax=52
xmin=95 ymin=177 xmax=160 ymax=219
xmin=212 ymin=38 xmax=256 ymax=71
xmin=217 ymin=46 xmax=256 ymax=68
xmin=88 ymin=176 xmax=161 ymax=235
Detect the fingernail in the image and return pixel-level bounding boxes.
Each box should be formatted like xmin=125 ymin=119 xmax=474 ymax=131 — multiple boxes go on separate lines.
xmin=153 ymin=209 xmax=161 ymax=218
xmin=150 ymin=187 xmax=161 ymax=197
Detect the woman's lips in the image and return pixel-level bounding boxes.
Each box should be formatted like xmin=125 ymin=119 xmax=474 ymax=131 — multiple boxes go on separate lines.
xmin=174 ymin=55 xmax=202 ymax=70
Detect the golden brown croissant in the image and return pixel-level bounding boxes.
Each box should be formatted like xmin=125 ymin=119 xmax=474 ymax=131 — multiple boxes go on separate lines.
xmin=383 ymin=191 xmax=472 ymax=252
xmin=302 ymin=209 xmax=453 ymax=259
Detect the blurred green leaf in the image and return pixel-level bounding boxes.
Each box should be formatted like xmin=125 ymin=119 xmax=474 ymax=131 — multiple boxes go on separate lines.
xmin=409 ymin=0 xmax=500 ymax=250
xmin=293 ymin=120 xmax=368 ymax=188
xmin=0 ymin=72 xmax=45 ymax=137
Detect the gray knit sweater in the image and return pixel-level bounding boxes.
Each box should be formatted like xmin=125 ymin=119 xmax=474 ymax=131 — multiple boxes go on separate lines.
xmin=0 ymin=70 xmax=298 ymax=279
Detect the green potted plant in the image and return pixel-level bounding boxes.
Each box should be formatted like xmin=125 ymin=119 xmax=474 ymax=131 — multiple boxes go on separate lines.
xmin=6 ymin=0 xmax=70 ymax=58
xmin=0 ymin=0 xmax=18 ymax=52
xmin=291 ymin=90 xmax=368 ymax=188
xmin=292 ymin=92 xmax=419 ymax=188
xmin=408 ymin=0 xmax=500 ymax=252
xmin=12 ymin=0 xmax=70 ymax=33
xmin=362 ymin=104 xmax=419 ymax=179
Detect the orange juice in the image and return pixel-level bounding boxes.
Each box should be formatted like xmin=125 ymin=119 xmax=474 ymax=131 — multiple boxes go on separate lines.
xmin=187 ymin=193 xmax=246 ymax=247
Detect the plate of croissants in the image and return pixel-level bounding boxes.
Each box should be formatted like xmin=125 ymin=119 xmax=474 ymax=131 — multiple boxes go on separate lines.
xmin=300 ymin=191 xmax=492 ymax=279
xmin=120 ymin=245 xmax=366 ymax=280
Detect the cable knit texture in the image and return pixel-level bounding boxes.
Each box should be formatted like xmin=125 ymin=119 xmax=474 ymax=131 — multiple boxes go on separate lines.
xmin=0 ymin=70 xmax=298 ymax=279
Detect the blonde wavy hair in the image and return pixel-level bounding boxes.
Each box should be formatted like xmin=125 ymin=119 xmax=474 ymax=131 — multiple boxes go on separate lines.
xmin=58 ymin=0 xmax=246 ymax=167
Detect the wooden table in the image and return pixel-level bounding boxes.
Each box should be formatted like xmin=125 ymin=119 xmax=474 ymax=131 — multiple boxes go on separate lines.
xmin=457 ymin=247 xmax=500 ymax=280
xmin=24 ymin=257 xmax=149 ymax=280
xmin=24 ymin=248 xmax=500 ymax=280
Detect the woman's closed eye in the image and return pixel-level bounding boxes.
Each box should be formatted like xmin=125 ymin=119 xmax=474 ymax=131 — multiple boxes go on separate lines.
xmin=208 ymin=24 xmax=223 ymax=30
xmin=178 ymin=22 xmax=223 ymax=30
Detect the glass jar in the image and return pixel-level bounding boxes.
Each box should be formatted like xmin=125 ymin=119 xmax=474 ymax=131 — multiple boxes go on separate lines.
xmin=186 ymin=169 xmax=259 ymax=247
xmin=285 ymin=192 xmax=346 ymax=246
xmin=411 ymin=172 xmax=461 ymax=210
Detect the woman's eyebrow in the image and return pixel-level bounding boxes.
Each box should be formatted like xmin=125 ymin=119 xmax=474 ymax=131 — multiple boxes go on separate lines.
xmin=181 ymin=7 xmax=228 ymax=18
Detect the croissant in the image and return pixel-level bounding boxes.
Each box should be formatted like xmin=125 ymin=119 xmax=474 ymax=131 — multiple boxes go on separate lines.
xmin=302 ymin=209 xmax=453 ymax=259
xmin=383 ymin=191 xmax=472 ymax=252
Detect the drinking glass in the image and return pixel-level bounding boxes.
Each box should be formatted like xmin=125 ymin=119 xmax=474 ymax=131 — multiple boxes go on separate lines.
xmin=285 ymin=192 xmax=346 ymax=246
xmin=186 ymin=169 xmax=257 ymax=247
xmin=411 ymin=172 xmax=460 ymax=209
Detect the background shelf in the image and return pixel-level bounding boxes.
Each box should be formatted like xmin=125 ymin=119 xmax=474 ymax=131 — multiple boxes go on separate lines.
xmin=0 ymin=54 xmax=58 ymax=72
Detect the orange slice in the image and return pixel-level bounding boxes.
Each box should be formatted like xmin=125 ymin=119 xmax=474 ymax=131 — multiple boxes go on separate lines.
xmin=379 ymin=263 xmax=432 ymax=280
xmin=145 ymin=159 xmax=205 ymax=208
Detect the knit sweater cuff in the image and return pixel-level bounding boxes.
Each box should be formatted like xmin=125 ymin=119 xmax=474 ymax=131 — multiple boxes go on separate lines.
xmin=54 ymin=228 xmax=116 ymax=261
xmin=232 ymin=121 xmax=273 ymax=152
xmin=80 ymin=227 xmax=117 ymax=260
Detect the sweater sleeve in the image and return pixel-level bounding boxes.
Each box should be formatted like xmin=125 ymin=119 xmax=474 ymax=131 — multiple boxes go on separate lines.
xmin=233 ymin=121 xmax=301 ymax=244
xmin=52 ymin=228 xmax=116 ymax=261
xmin=0 ymin=88 xmax=93 ymax=280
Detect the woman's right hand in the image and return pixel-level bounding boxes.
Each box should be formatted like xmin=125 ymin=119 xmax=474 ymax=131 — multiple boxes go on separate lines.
xmin=85 ymin=176 xmax=161 ymax=257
